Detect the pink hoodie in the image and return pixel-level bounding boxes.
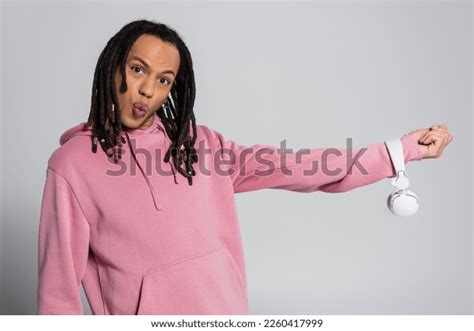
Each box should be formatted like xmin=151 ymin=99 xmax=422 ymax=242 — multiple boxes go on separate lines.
xmin=37 ymin=113 xmax=422 ymax=314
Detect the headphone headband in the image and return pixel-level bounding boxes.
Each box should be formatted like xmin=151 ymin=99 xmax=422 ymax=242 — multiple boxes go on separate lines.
xmin=384 ymin=138 xmax=409 ymax=190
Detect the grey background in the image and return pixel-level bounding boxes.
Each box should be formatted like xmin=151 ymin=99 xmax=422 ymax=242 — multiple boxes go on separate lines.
xmin=1 ymin=0 xmax=472 ymax=315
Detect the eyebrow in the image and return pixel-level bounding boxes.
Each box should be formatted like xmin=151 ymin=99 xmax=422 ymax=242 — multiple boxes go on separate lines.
xmin=129 ymin=55 xmax=176 ymax=77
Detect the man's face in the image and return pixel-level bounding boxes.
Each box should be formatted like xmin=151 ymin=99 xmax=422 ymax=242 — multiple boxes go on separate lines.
xmin=114 ymin=34 xmax=180 ymax=130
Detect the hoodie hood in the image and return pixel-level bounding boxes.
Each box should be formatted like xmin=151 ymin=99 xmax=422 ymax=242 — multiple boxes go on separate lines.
xmin=59 ymin=113 xmax=177 ymax=211
xmin=59 ymin=122 xmax=93 ymax=146
xmin=59 ymin=113 xmax=167 ymax=145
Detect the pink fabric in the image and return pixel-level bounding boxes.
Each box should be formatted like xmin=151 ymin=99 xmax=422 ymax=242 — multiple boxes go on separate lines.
xmin=37 ymin=113 xmax=422 ymax=314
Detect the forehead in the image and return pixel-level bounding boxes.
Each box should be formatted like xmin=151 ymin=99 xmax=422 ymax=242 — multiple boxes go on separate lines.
xmin=127 ymin=34 xmax=180 ymax=70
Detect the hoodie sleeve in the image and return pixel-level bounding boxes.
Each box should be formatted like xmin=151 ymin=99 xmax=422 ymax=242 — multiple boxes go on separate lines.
xmin=212 ymin=130 xmax=422 ymax=193
xmin=37 ymin=167 xmax=90 ymax=314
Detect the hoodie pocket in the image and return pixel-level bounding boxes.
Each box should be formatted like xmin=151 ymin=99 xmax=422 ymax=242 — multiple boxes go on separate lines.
xmin=136 ymin=246 xmax=247 ymax=315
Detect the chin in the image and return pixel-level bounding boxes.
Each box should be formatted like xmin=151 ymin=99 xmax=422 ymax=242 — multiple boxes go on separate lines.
xmin=121 ymin=113 xmax=151 ymax=130
xmin=120 ymin=115 xmax=139 ymax=129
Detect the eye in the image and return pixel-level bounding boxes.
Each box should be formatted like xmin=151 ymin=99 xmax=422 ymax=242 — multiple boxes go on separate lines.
xmin=159 ymin=77 xmax=171 ymax=86
xmin=131 ymin=65 xmax=144 ymax=74
xmin=131 ymin=65 xmax=171 ymax=86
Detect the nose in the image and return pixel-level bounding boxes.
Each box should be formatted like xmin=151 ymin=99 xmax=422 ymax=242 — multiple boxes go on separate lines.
xmin=139 ymin=78 xmax=154 ymax=98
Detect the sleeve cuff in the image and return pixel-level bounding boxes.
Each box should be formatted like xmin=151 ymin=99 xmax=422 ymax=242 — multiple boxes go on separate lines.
xmin=400 ymin=133 xmax=423 ymax=162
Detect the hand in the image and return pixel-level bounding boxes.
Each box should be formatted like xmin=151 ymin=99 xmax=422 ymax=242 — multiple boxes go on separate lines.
xmin=407 ymin=124 xmax=453 ymax=159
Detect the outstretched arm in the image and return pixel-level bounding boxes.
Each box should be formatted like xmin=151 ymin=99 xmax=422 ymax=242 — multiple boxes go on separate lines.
xmin=208 ymin=123 xmax=453 ymax=194
xmin=212 ymin=131 xmax=421 ymax=193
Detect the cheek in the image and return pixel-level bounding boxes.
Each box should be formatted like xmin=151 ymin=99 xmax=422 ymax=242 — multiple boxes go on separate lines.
xmin=116 ymin=76 xmax=135 ymax=107
xmin=118 ymin=95 xmax=128 ymax=110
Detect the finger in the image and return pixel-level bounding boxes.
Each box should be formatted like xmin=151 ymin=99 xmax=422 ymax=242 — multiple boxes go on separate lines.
xmin=423 ymin=126 xmax=447 ymax=137
xmin=447 ymin=134 xmax=453 ymax=144
xmin=429 ymin=124 xmax=449 ymax=132
xmin=424 ymin=137 xmax=445 ymax=159
xmin=424 ymin=132 xmax=447 ymax=146
xmin=434 ymin=135 xmax=448 ymax=157
xmin=432 ymin=124 xmax=448 ymax=131
xmin=420 ymin=130 xmax=432 ymax=142
xmin=431 ymin=127 xmax=449 ymax=134
xmin=420 ymin=132 xmax=446 ymax=147
xmin=440 ymin=131 xmax=453 ymax=145
xmin=433 ymin=130 xmax=453 ymax=144
xmin=422 ymin=133 xmax=448 ymax=157
xmin=420 ymin=130 xmax=437 ymax=143
xmin=420 ymin=130 xmax=451 ymax=144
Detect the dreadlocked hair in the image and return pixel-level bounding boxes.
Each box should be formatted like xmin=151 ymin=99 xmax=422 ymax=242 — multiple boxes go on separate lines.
xmin=86 ymin=19 xmax=198 ymax=185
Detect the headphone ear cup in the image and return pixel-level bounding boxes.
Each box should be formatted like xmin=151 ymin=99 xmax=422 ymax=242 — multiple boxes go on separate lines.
xmin=386 ymin=192 xmax=395 ymax=210
xmin=388 ymin=189 xmax=419 ymax=216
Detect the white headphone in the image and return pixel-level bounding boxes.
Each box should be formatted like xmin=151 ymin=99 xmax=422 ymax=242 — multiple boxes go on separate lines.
xmin=384 ymin=138 xmax=419 ymax=216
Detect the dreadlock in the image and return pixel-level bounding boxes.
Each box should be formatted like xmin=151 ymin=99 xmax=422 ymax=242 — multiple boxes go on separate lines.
xmin=86 ymin=19 xmax=198 ymax=185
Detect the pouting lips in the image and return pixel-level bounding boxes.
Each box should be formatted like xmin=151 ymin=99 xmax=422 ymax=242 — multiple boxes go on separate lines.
xmin=132 ymin=105 xmax=146 ymax=117
xmin=133 ymin=101 xmax=149 ymax=112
